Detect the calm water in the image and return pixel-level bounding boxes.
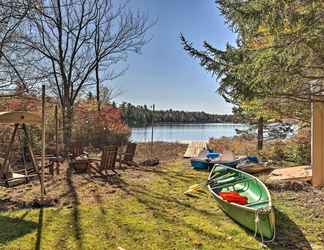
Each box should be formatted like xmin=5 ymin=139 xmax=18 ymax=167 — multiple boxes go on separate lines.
xmin=131 ymin=123 xmax=248 ymax=142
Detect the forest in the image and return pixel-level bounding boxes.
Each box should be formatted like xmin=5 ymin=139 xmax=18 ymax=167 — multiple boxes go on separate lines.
xmin=118 ymin=102 xmax=243 ymax=126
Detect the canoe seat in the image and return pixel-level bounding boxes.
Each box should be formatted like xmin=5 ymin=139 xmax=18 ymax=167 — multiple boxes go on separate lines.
xmin=211 ymin=176 xmax=253 ymax=190
xmin=246 ymin=200 xmax=269 ymax=207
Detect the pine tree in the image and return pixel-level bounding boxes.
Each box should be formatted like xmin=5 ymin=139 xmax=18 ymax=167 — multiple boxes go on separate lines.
xmin=181 ymin=0 xmax=321 ymax=149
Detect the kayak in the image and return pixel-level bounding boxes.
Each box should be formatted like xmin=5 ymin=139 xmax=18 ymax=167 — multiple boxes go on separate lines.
xmin=191 ymin=155 xmax=260 ymax=171
xmin=191 ymin=158 xmax=240 ymax=170
xmin=207 ymin=165 xmax=275 ymax=240
xmin=191 ymin=159 xmax=210 ymax=170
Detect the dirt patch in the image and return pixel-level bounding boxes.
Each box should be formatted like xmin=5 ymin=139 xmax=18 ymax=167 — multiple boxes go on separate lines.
xmin=0 ymin=162 xmax=156 ymax=211
xmin=273 ymin=186 xmax=324 ymax=222
xmin=0 ymin=143 xmax=186 ymax=211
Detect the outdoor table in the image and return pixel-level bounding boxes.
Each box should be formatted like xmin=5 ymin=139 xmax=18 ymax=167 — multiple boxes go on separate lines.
xmin=70 ymin=157 xmax=90 ymax=173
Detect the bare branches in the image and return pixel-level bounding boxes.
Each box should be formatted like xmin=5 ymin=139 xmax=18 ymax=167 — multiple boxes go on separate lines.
xmin=24 ymin=0 xmax=152 ymax=105
xmin=18 ymin=0 xmax=153 ymax=146
xmin=0 ymin=0 xmax=34 ymax=96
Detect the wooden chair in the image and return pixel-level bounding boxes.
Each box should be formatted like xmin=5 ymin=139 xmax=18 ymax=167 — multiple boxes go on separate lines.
xmin=70 ymin=142 xmax=88 ymax=159
xmin=118 ymin=143 xmax=138 ymax=167
xmin=89 ymin=146 xmax=118 ymax=179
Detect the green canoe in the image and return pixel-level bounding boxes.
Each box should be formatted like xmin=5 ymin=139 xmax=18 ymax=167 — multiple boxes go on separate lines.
xmin=207 ymin=164 xmax=275 ymax=240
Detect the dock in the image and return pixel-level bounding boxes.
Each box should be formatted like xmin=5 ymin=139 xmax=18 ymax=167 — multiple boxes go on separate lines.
xmin=183 ymin=141 xmax=207 ymax=158
xmin=268 ymin=165 xmax=312 ymax=182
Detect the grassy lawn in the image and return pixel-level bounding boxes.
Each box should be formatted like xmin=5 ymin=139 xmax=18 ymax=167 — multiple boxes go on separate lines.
xmin=0 ymin=160 xmax=323 ymax=249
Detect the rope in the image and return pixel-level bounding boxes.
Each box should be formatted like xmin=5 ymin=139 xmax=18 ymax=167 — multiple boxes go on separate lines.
xmin=254 ymin=207 xmax=276 ymax=247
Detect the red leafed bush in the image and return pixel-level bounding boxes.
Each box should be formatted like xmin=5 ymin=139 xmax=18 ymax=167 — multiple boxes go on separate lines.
xmin=73 ymin=100 xmax=130 ymax=147
xmin=0 ymin=96 xmax=41 ymax=112
xmin=0 ymin=97 xmax=130 ymax=150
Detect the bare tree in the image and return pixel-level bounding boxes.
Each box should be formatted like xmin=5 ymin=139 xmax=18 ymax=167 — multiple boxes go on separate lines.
xmin=23 ymin=0 xmax=152 ymax=150
xmin=0 ymin=0 xmax=35 ymax=96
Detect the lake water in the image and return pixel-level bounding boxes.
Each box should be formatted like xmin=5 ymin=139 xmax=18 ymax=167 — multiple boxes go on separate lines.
xmin=130 ymin=123 xmax=248 ymax=142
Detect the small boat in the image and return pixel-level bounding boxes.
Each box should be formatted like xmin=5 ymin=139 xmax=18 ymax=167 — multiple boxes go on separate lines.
xmin=237 ymin=162 xmax=275 ymax=174
xmin=191 ymin=151 xmax=221 ymax=170
xmin=219 ymin=159 xmax=240 ymax=168
xmin=217 ymin=156 xmax=258 ymax=169
xmin=236 ymin=156 xmax=275 ymax=174
xmin=191 ymin=158 xmax=210 ymax=170
xmin=191 ymin=152 xmax=260 ymax=171
xmin=206 ymin=151 xmax=220 ymax=159
xmin=207 ymin=165 xmax=275 ymax=240
xmin=191 ymin=158 xmax=241 ymax=170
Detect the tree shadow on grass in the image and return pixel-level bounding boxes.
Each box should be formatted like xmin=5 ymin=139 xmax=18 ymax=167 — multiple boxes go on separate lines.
xmin=132 ymin=165 xmax=197 ymax=182
xmin=0 ymin=212 xmax=38 ymax=245
xmin=115 ymin=168 xmax=312 ymax=249
xmin=66 ymin=167 xmax=83 ymax=250
xmin=265 ymin=207 xmax=311 ymax=250
xmin=131 ymin=186 xmax=311 ymax=249
xmin=35 ymin=208 xmax=43 ymax=250
xmin=114 ymin=180 xmax=230 ymax=241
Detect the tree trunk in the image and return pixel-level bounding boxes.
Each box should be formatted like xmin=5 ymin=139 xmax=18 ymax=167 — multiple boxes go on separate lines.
xmin=96 ymin=66 xmax=101 ymax=111
xmin=62 ymin=104 xmax=73 ymax=156
xmin=257 ymin=116 xmax=264 ymax=151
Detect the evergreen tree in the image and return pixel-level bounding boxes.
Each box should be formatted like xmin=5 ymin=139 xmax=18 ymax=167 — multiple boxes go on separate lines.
xmin=180 ymin=0 xmax=321 ymax=149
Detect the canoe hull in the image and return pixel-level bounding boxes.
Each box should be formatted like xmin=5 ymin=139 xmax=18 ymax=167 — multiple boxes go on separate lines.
xmin=209 ymin=191 xmax=275 ymax=239
xmin=208 ymin=165 xmax=275 ymax=239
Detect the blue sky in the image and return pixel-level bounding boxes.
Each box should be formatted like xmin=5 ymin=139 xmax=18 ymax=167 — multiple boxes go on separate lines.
xmin=112 ymin=0 xmax=236 ymax=114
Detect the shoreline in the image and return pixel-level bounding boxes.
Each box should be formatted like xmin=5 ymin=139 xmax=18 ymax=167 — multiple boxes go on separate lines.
xmin=129 ymin=122 xmax=247 ymax=128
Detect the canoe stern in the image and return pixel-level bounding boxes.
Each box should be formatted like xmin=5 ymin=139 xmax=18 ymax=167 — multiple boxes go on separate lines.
xmin=211 ymin=193 xmax=275 ymax=239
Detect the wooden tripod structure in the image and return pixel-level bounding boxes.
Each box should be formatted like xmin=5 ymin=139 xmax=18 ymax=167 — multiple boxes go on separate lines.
xmin=0 ymin=111 xmax=41 ymax=183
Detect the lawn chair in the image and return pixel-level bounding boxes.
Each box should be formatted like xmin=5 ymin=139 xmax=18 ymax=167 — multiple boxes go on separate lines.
xmin=70 ymin=142 xmax=88 ymax=159
xmin=117 ymin=143 xmax=138 ymax=167
xmin=89 ymin=145 xmax=118 ymax=179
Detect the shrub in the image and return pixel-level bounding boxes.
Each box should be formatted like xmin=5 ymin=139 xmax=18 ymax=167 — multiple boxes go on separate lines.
xmin=73 ymin=100 xmax=130 ymax=148
xmin=284 ymin=128 xmax=311 ymax=165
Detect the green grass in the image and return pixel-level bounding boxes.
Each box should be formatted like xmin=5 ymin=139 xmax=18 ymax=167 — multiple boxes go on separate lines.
xmin=0 ymin=161 xmax=323 ymax=250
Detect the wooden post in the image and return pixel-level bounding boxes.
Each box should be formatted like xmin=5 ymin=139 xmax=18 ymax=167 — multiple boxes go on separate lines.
xmin=312 ymin=100 xmax=324 ymax=187
xmin=55 ymin=105 xmax=60 ymax=175
xmin=41 ymin=85 xmax=46 ymax=200
xmin=257 ymin=117 xmax=264 ymax=151
xmin=151 ymin=104 xmax=155 ymax=158
xmin=22 ymin=124 xmax=38 ymax=172
xmin=1 ymin=124 xmax=18 ymax=179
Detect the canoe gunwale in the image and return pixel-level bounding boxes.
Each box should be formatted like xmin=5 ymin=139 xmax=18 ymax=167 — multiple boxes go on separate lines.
xmin=207 ymin=164 xmax=272 ymax=213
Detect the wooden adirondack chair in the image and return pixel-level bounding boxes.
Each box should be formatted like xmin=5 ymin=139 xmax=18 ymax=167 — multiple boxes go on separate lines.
xmin=70 ymin=142 xmax=88 ymax=159
xmin=89 ymin=146 xmax=118 ymax=179
xmin=118 ymin=143 xmax=138 ymax=167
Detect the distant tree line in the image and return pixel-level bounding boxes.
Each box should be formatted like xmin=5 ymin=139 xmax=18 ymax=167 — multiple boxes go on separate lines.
xmin=119 ymin=102 xmax=243 ymax=127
